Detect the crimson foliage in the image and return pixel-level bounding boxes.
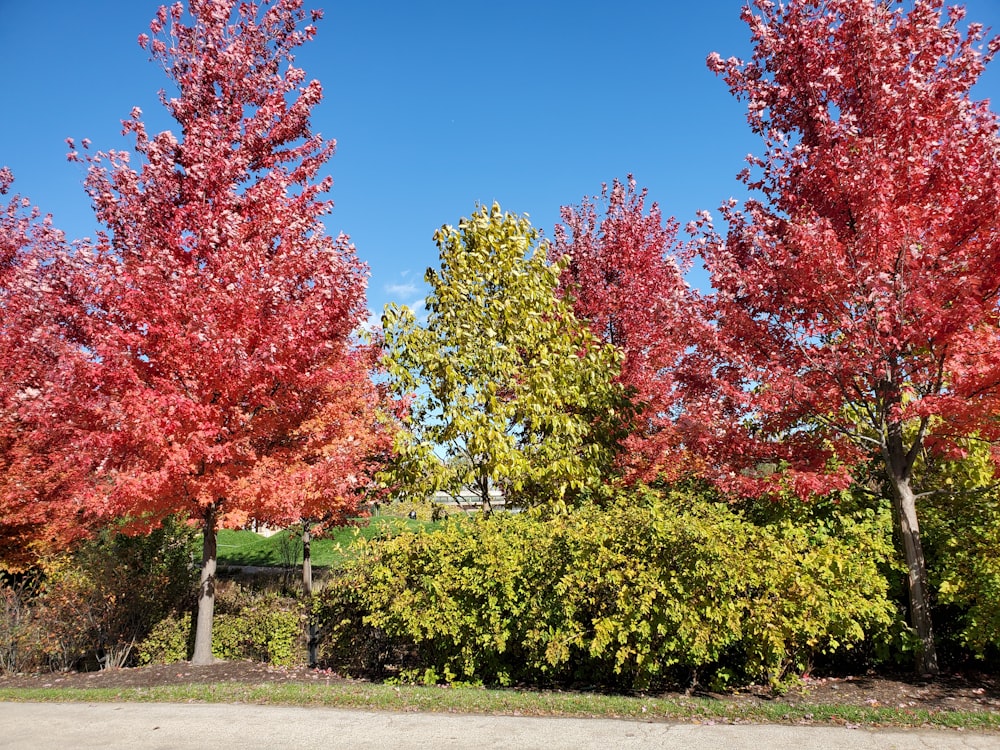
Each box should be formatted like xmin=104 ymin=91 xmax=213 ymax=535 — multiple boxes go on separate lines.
xmin=700 ymin=0 xmax=1000 ymax=673
xmin=69 ymin=0 xmax=380 ymax=662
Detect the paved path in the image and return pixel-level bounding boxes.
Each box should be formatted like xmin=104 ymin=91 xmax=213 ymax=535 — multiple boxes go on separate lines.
xmin=1 ymin=702 xmax=998 ymax=749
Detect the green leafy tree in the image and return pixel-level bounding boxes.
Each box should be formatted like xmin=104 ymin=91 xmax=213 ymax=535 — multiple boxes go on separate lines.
xmin=382 ymin=204 xmax=629 ymax=512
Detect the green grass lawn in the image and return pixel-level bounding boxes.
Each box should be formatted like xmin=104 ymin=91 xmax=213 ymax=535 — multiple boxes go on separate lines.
xmin=216 ymin=514 xmax=442 ymax=569
xmin=1 ymin=680 xmax=998 ymax=731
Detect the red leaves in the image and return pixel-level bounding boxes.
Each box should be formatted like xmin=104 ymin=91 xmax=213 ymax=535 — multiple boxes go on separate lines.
xmin=554 ymin=176 xmax=706 ymax=483
xmin=69 ymin=0 xmax=381 ymax=531
xmin=0 ymin=171 xmax=98 ymax=567
xmin=700 ymin=0 xmax=1000 ymax=497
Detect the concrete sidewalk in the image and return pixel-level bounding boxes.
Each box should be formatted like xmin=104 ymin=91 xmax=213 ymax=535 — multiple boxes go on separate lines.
xmin=1 ymin=702 xmax=998 ymax=749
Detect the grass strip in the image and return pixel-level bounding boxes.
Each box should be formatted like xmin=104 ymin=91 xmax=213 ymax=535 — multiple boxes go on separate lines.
xmin=216 ymin=516 xmax=440 ymax=568
xmin=0 ymin=681 xmax=997 ymax=731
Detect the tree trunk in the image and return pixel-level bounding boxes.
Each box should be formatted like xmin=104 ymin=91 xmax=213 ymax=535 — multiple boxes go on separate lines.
xmin=191 ymin=504 xmax=218 ymax=665
xmin=301 ymin=524 xmax=313 ymax=596
xmin=476 ymin=473 xmax=492 ymax=515
xmin=302 ymin=522 xmax=319 ymax=667
xmin=888 ymin=473 xmax=939 ymax=675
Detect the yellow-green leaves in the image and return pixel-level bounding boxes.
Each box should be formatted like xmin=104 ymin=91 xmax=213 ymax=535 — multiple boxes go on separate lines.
xmin=917 ymin=440 xmax=1000 ymax=655
xmin=381 ymin=203 xmax=629 ymax=508
xmin=314 ymin=487 xmax=896 ymax=690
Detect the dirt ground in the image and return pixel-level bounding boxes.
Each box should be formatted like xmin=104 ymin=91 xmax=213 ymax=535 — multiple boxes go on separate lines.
xmin=2 ymin=661 xmax=1000 ymax=716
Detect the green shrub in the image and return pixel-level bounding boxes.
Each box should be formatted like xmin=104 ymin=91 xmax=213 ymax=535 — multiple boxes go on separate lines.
xmin=925 ymin=486 xmax=1000 ymax=660
xmin=137 ymin=614 xmax=190 ymax=665
xmin=314 ymin=486 xmax=896 ymax=690
xmin=75 ymin=514 xmax=199 ymax=651
xmin=138 ymin=588 xmax=304 ymax=667
xmin=212 ymin=604 xmax=302 ymax=666
xmin=311 ymin=566 xmax=393 ymax=676
xmin=900 ymin=442 xmax=1000 ymax=665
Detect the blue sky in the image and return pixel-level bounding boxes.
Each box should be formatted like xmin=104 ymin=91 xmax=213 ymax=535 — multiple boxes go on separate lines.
xmin=2 ymin=1 xmax=999 ymax=321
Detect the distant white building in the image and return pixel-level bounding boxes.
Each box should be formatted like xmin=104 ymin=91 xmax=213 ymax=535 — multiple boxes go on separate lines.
xmin=430 ymin=487 xmax=507 ymax=511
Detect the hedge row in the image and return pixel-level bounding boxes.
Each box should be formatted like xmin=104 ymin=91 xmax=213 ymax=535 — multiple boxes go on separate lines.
xmin=314 ymin=488 xmax=896 ymax=690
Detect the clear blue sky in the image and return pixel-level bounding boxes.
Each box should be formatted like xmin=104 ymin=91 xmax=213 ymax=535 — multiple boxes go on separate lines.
xmin=2 ymin=1 xmax=999 ymax=320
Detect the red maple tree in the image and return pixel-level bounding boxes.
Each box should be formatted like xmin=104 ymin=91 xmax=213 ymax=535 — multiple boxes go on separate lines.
xmin=701 ymin=0 xmax=1000 ymax=673
xmin=0 ymin=169 xmax=95 ymax=570
xmin=553 ymin=177 xmax=703 ymax=483
xmin=73 ymin=0 xmax=377 ymax=663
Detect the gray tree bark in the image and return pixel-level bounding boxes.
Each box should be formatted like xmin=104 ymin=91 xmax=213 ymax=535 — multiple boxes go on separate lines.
xmin=888 ymin=475 xmax=938 ymax=675
xmin=302 ymin=524 xmax=313 ymax=596
xmin=302 ymin=522 xmax=318 ymax=667
xmin=191 ymin=504 xmax=218 ymax=665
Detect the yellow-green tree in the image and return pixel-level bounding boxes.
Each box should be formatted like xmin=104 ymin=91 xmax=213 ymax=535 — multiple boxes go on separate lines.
xmin=382 ymin=204 xmax=629 ymax=512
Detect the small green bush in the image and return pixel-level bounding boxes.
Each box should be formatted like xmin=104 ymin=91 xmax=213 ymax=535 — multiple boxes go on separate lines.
xmin=896 ymin=442 xmax=1000 ymax=666
xmin=138 ymin=588 xmax=304 ymax=667
xmin=924 ymin=482 xmax=1000 ymax=660
xmin=213 ymin=604 xmax=302 ymax=666
xmin=137 ymin=614 xmax=190 ymax=665
xmin=314 ymin=486 xmax=896 ymax=690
